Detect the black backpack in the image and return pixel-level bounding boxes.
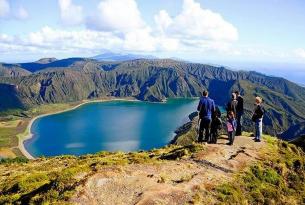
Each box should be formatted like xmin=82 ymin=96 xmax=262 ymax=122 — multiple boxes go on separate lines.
xmin=227 ymin=100 xmax=238 ymax=115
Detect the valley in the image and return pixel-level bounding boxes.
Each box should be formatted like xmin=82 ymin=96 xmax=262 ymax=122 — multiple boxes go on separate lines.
xmin=1 ymin=58 xmax=305 ymax=137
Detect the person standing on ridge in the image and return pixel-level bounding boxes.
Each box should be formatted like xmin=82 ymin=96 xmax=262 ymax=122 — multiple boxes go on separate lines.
xmin=226 ymin=93 xmax=238 ymax=117
xmin=235 ymin=91 xmax=244 ymax=136
xmin=197 ymin=90 xmax=215 ymax=143
xmin=226 ymin=111 xmax=237 ymax=145
xmin=252 ymin=96 xmax=265 ymax=142
xmin=210 ymin=105 xmax=222 ymax=144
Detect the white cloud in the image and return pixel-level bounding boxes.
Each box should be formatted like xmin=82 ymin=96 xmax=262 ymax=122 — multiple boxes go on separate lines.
xmin=154 ymin=0 xmax=238 ymax=42
xmin=26 ymin=26 xmax=123 ymax=50
xmin=156 ymin=37 xmax=180 ymax=51
xmin=58 ymin=0 xmax=83 ymax=26
xmin=85 ymin=0 xmax=239 ymax=53
xmin=0 ymin=0 xmax=29 ymax=20
xmin=0 ymin=33 xmax=13 ymax=42
xmin=123 ymin=28 xmax=156 ymax=52
xmin=86 ymin=0 xmax=145 ymax=32
xmin=0 ymin=27 xmax=124 ymax=57
xmin=85 ymin=0 xmax=180 ymax=52
xmin=295 ymin=48 xmax=305 ymax=59
xmin=15 ymin=6 xmax=29 ymax=20
xmin=0 ymin=0 xmax=10 ymax=18
xmin=0 ymin=0 xmax=241 ymax=60
xmin=154 ymin=10 xmax=172 ymax=34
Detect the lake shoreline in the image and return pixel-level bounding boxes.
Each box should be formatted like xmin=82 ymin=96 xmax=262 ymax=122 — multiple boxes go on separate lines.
xmin=18 ymin=97 xmax=141 ymax=159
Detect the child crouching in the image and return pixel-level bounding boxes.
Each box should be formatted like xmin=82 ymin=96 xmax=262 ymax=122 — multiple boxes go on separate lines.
xmin=226 ymin=111 xmax=237 ymax=145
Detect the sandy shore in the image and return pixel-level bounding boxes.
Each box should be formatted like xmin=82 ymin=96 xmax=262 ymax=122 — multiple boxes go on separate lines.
xmin=18 ymin=98 xmax=140 ymax=159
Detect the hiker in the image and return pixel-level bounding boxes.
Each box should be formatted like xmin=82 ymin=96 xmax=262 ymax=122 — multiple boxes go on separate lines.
xmin=210 ymin=106 xmax=222 ymax=144
xmin=226 ymin=93 xmax=238 ymax=117
xmin=252 ymin=96 xmax=265 ymax=142
xmin=197 ymin=90 xmax=215 ymax=143
xmin=235 ymin=91 xmax=244 ymax=136
xmin=226 ymin=111 xmax=237 ymax=145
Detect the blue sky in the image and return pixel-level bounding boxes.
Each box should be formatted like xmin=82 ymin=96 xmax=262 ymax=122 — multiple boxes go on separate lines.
xmin=1 ymin=0 xmax=305 ymax=83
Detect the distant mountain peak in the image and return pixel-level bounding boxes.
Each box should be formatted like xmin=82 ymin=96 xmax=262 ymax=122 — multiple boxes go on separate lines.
xmin=35 ymin=58 xmax=58 ymax=64
xmin=91 ymin=52 xmax=157 ymax=62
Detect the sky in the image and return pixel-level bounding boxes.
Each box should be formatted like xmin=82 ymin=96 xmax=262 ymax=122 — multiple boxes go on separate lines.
xmin=0 ymin=0 xmax=305 ymax=84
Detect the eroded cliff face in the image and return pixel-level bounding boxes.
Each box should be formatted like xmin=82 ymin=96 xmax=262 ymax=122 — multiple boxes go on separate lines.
xmin=0 ymin=83 xmax=24 ymax=111
xmin=1 ymin=59 xmax=305 ymax=135
xmin=279 ymin=122 xmax=305 ymax=149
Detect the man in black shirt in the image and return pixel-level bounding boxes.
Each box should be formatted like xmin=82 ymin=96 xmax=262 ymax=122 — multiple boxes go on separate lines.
xmin=226 ymin=93 xmax=238 ymax=117
xmin=235 ymin=91 xmax=244 ymax=136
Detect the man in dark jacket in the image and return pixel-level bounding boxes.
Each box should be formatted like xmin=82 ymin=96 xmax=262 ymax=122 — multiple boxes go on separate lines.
xmin=197 ymin=90 xmax=215 ymax=143
xmin=226 ymin=93 xmax=238 ymax=117
xmin=252 ymin=96 xmax=265 ymax=142
xmin=235 ymin=91 xmax=244 ymax=136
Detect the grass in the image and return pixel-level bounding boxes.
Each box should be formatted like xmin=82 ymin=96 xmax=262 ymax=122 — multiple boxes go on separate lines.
xmin=0 ymin=156 xmax=29 ymax=164
xmin=0 ymin=144 xmax=204 ymax=204
xmin=0 ymin=120 xmax=24 ymax=148
xmin=213 ymin=136 xmax=305 ymax=205
xmin=0 ymin=148 xmax=17 ymax=158
xmin=0 ymin=102 xmax=77 ymax=158
xmin=0 ymin=120 xmax=22 ymax=128
xmin=1 ymin=130 xmax=304 ymax=204
xmin=174 ymin=126 xmax=198 ymax=146
xmin=1 ymin=98 xmax=304 ymax=203
xmin=24 ymin=103 xmax=76 ymax=117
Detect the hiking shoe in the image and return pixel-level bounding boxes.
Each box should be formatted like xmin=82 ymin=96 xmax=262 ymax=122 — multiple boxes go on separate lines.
xmin=255 ymin=139 xmax=261 ymax=142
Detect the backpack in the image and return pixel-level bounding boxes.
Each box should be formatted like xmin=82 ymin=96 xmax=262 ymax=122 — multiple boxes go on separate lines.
xmin=227 ymin=120 xmax=235 ymax=132
xmin=215 ymin=117 xmax=222 ymax=129
xmin=227 ymin=100 xmax=238 ymax=115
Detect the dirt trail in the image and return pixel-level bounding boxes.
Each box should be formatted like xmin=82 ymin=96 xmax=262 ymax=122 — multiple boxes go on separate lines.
xmin=71 ymin=135 xmax=265 ymax=205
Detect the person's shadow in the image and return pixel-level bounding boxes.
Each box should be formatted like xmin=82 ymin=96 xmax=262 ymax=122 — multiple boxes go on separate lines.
xmin=215 ymin=135 xmax=229 ymax=145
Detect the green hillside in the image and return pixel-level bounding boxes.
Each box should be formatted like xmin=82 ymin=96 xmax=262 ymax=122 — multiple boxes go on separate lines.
xmin=1 ymin=59 xmax=305 ymax=135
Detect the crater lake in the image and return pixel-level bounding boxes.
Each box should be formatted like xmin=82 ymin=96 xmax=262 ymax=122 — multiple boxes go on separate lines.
xmin=24 ymin=99 xmax=198 ymax=157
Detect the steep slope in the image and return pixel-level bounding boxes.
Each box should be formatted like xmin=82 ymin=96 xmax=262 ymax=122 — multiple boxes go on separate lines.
xmin=279 ymin=122 xmax=305 ymax=149
xmin=0 ymin=59 xmax=305 ymax=134
xmin=1 ymin=135 xmax=304 ymax=204
xmin=0 ymin=64 xmax=31 ymax=77
xmin=0 ymin=83 xmax=25 ymax=111
xmin=16 ymin=58 xmax=94 ymax=72
xmin=279 ymin=122 xmax=305 ymax=141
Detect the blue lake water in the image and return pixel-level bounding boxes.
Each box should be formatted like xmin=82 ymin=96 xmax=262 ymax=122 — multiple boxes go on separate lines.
xmin=25 ymin=99 xmax=198 ymax=157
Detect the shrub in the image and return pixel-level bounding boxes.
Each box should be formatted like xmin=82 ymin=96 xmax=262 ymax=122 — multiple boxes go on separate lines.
xmin=0 ymin=157 xmax=29 ymax=164
xmin=214 ymin=140 xmax=305 ymax=204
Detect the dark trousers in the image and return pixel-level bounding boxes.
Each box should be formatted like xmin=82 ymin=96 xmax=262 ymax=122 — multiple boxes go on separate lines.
xmin=198 ymin=118 xmax=211 ymax=142
xmin=210 ymin=128 xmax=219 ymax=144
xmin=236 ymin=112 xmax=243 ymax=136
xmin=228 ymin=131 xmax=235 ymax=145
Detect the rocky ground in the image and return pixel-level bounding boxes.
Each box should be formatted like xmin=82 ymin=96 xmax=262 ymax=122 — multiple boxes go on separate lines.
xmin=1 ymin=133 xmax=305 ymax=204
xmin=71 ymin=135 xmax=265 ymax=205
